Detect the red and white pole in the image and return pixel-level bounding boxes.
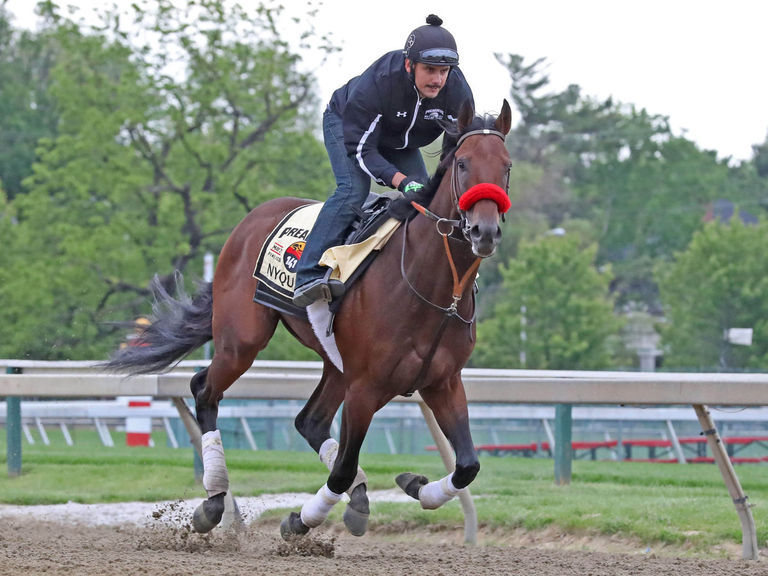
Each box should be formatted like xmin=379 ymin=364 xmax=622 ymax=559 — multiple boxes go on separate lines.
xmin=125 ymin=396 xmax=153 ymax=446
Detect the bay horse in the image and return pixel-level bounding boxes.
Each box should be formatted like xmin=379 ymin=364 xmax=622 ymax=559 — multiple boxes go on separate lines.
xmin=107 ymin=99 xmax=512 ymax=538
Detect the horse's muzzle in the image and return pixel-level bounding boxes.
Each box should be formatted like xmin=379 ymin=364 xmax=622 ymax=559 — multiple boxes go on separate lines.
xmin=469 ymin=220 xmax=502 ymax=258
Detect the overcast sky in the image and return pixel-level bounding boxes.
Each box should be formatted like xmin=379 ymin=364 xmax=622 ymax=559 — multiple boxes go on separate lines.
xmin=6 ymin=0 xmax=768 ymax=162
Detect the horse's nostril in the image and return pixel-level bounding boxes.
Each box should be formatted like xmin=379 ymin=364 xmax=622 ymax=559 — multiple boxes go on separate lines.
xmin=470 ymin=223 xmax=501 ymax=242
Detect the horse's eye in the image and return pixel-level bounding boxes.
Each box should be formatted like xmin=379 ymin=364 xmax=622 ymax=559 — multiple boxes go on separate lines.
xmin=457 ymin=159 xmax=467 ymax=171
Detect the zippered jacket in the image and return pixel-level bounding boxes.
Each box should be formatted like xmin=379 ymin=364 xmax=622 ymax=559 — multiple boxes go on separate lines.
xmin=327 ymin=50 xmax=474 ymax=187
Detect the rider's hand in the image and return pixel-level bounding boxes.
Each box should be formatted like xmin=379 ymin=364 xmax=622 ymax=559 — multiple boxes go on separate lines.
xmin=397 ymin=177 xmax=425 ymax=196
xmin=389 ymin=177 xmax=426 ymax=221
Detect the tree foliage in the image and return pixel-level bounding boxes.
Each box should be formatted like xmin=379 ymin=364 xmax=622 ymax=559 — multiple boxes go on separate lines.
xmin=0 ymin=0 xmax=333 ymax=359
xmin=472 ymin=234 xmax=622 ymax=369
xmin=494 ymin=53 xmax=765 ymax=314
xmin=0 ymin=6 xmax=59 ymax=200
xmin=655 ymin=220 xmax=768 ymax=370
xmin=2 ymin=16 xmax=767 ymax=364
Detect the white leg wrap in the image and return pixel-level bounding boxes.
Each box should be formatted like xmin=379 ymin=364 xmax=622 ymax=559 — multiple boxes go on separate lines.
xmin=418 ymin=473 xmax=464 ymax=510
xmin=300 ymin=483 xmax=343 ymax=528
xmin=318 ymin=438 xmax=367 ymax=496
xmin=201 ymin=430 xmax=229 ymax=498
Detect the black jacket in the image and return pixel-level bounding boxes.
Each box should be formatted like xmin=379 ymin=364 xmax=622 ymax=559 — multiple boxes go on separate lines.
xmin=327 ymin=50 xmax=474 ymax=187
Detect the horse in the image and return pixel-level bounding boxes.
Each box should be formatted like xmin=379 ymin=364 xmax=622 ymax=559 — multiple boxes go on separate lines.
xmin=106 ymin=99 xmax=512 ymax=539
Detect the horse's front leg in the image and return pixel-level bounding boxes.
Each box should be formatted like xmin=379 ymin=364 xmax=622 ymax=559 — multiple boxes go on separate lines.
xmin=282 ymin=387 xmax=376 ymax=539
xmin=396 ymin=376 xmax=479 ymax=509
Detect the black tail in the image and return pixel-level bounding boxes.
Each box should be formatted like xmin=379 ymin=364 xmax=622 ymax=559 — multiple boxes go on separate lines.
xmin=103 ymin=273 xmax=213 ymax=376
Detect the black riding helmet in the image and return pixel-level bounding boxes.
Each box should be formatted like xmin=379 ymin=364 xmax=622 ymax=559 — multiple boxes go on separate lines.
xmin=403 ymin=14 xmax=459 ymax=66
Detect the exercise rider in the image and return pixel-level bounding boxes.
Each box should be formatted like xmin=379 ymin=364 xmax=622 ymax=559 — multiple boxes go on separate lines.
xmin=292 ymin=14 xmax=474 ymax=307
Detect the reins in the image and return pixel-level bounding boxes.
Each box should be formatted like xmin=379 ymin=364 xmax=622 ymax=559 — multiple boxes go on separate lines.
xmin=399 ymin=214 xmax=478 ymax=325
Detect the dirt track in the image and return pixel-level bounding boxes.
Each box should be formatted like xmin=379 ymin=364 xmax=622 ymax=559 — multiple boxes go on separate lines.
xmin=1 ymin=508 xmax=766 ymax=576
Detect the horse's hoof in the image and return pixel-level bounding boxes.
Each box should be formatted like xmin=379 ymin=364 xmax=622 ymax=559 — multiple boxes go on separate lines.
xmin=343 ymin=504 xmax=369 ymax=536
xmin=280 ymin=511 xmax=310 ymax=541
xmin=396 ymin=472 xmax=429 ymax=501
xmin=192 ymin=493 xmax=226 ymax=533
xmin=343 ymin=483 xmax=369 ymax=536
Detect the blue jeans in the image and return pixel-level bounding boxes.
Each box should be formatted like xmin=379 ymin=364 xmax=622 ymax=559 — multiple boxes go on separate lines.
xmin=295 ymin=108 xmax=428 ymax=287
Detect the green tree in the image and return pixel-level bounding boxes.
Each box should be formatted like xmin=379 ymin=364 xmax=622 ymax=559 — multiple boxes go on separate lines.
xmin=497 ymin=53 xmax=671 ymax=222
xmin=0 ymin=6 xmax=59 ymax=200
xmin=472 ymin=234 xmax=622 ymax=369
xmin=577 ymin=137 xmax=735 ymax=308
xmin=655 ymin=219 xmax=768 ymax=370
xmin=495 ymin=53 xmax=761 ymax=314
xmin=491 ymin=53 xmax=676 ymax=311
xmin=750 ymin=132 xmax=768 ymax=179
xmin=0 ymin=0 xmax=333 ymax=359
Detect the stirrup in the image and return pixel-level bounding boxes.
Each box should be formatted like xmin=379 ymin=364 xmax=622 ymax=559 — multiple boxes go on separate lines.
xmin=293 ymin=277 xmax=345 ymax=307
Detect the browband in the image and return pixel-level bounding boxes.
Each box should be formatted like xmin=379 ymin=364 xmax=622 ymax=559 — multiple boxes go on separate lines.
xmin=455 ymin=128 xmax=505 ymax=149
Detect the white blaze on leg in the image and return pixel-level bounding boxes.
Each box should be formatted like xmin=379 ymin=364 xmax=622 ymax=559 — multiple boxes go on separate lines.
xmin=418 ymin=473 xmax=464 ymax=510
xmin=300 ymin=483 xmax=343 ymax=528
xmin=201 ymin=430 xmax=229 ymax=498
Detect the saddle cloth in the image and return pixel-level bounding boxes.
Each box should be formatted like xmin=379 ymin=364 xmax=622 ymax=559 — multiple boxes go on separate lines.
xmin=253 ymin=201 xmax=401 ymax=318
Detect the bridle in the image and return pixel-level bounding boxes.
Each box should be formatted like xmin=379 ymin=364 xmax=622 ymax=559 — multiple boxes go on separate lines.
xmin=450 ymin=128 xmax=509 ymax=239
xmin=399 ymin=127 xmax=510 ymax=396
xmin=403 ymin=127 xmax=510 ymax=322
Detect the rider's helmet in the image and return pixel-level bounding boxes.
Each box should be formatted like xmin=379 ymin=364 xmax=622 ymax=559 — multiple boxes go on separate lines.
xmin=403 ymin=14 xmax=459 ymax=67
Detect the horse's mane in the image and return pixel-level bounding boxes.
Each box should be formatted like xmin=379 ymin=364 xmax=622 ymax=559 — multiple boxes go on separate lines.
xmin=403 ymin=112 xmax=502 ymax=211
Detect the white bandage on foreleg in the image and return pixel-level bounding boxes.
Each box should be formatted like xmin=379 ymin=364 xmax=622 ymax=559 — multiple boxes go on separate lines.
xmin=318 ymin=438 xmax=367 ymax=495
xmin=201 ymin=430 xmax=229 ymax=497
xmin=418 ymin=473 xmax=464 ymax=510
xmin=300 ymin=483 xmax=343 ymax=528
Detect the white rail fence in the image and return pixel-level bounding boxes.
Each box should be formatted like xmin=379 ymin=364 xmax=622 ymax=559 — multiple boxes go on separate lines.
xmin=2 ymin=359 xmax=768 ymax=559
xmin=3 ymin=399 xmax=768 ymax=459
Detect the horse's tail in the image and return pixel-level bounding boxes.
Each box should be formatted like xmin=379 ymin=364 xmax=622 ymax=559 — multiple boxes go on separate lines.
xmin=103 ymin=273 xmax=213 ymax=376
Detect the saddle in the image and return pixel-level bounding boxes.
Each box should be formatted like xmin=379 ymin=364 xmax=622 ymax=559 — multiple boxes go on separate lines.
xmin=252 ymin=191 xmax=402 ymax=319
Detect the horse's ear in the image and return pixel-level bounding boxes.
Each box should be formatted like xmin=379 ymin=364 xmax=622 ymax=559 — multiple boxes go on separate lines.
xmin=458 ymin=99 xmax=475 ymax=133
xmin=494 ymin=99 xmax=512 ymax=136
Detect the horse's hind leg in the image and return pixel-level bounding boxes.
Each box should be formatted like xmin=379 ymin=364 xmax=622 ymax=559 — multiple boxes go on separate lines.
xmin=293 ymin=368 xmax=370 ymax=536
xmin=191 ymin=307 xmax=279 ymax=533
xmin=188 ymin=366 xmax=228 ymax=532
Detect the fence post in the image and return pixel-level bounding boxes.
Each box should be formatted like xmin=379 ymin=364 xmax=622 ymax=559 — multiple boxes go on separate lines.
xmin=554 ymin=404 xmax=572 ymax=485
xmin=6 ymin=367 xmax=22 ymax=477
xmin=693 ymin=404 xmax=758 ymax=560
